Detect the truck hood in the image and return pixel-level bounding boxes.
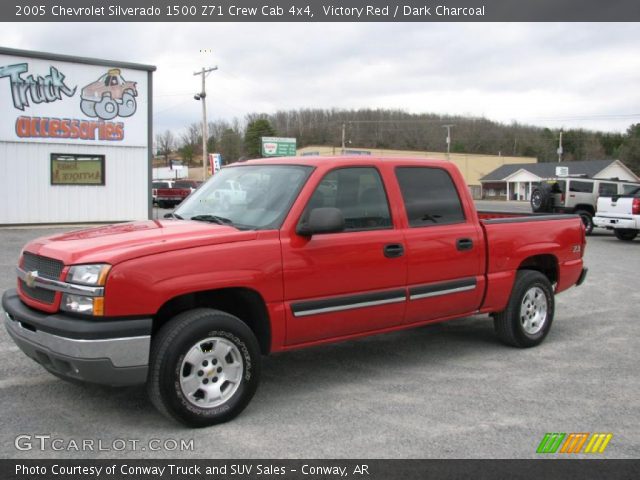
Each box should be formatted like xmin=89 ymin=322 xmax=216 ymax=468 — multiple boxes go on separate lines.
xmin=24 ymin=220 xmax=258 ymax=266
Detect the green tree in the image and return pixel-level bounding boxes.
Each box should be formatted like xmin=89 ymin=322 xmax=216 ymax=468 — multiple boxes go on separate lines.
xmin=618 ymin=124 xmax=640 ymax=175
xmin=244 ymin=119 xmax=277 ymax=158
xmin=179 ymin=143 xmax=195 ymax=166
xmin=217 ymin=128 xmax=243 ymax=164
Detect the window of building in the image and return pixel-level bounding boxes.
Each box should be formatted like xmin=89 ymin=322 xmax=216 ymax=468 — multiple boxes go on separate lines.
xmin=51 ymin=154 xmax=105 ymax=186
xmin=303 ymin=167 xmax=392 ymax=231
xmin=395 ymin=167 xmax=465 ymax=227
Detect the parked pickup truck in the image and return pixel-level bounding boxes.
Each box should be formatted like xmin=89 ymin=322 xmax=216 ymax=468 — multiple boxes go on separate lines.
xmin=3 ymin=157 xmax=587 ymax=427
xmin=593 ymin=187 xmax=640 ymax=241
xmin=151 ymin=181 xmax=191 ymax=208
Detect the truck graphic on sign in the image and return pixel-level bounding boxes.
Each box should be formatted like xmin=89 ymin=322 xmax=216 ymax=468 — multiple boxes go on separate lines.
xmin=80 ymin=68 xmax=137 ymax=120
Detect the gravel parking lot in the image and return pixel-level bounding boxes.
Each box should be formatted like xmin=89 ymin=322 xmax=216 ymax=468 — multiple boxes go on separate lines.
xmin=1 ymin=208 xmax=638 ymax=459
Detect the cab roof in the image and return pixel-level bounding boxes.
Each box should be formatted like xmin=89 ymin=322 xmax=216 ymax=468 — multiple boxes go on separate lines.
xmin=240 ymin=155 xmax=453 ymax=168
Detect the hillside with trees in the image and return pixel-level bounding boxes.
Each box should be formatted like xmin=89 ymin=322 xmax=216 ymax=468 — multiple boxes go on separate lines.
xmin=155 ymin=109 xmax=640 ymax=174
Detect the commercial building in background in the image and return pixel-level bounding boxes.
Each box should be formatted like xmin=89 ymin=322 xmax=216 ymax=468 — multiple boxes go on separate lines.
xmin=297 ymin=145 xmax=536 ymax=199
xmin=0 ymin=47 xmax=155 ymax=224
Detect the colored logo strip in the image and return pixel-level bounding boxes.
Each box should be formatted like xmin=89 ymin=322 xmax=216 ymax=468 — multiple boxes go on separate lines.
xmin=537 ymin=433 xmax=613 ymax=454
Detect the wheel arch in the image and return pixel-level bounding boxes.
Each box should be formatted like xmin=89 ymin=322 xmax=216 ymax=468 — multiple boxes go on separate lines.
xmin=153 ymin=287 xmax=271 ymax=354
xmin=574 ymin=204 xmax=595 ymax=215
xmin=518 ymin=254 xmax=558 ymax=285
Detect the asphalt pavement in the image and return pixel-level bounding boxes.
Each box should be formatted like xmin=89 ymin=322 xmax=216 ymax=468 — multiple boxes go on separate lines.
xmin=0 ymin=204 xmax=638 ymax=459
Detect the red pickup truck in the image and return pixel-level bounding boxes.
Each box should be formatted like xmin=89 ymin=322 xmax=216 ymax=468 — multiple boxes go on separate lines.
xmin=151 ymin=181 xmax=191 ymax=208
xmin=3 ymin=156 xmax=587 ymax=427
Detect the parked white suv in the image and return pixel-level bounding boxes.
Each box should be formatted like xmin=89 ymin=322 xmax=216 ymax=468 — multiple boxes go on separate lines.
xmin=594 ymin=187 xmax=640 ymax=241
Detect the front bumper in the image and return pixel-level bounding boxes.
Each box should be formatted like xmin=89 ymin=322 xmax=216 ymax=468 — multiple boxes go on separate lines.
xmin=2 ymin=289 xmax=151 ymax=386
xmin=593 ymin=216 xmax=638 ymax=230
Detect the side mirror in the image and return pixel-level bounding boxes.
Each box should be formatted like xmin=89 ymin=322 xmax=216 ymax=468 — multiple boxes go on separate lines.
xmin=296 ymin=207 xmax=345 ymax=236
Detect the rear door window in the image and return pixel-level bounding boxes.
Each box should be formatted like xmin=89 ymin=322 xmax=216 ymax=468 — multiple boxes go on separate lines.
xmin=569 ymin=181 xmax=593 ymax=193
xmin=395 ymin=167 xmax=465 ymax=227
xmin=598 ymin=183 xmax=617 ymax=196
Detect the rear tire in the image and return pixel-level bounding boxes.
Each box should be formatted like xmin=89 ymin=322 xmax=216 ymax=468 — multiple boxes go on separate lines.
xmin=494 ymin=270 xmax=555 ymax=348
xmin=614 ymin=229 xmax=638 ymax=241
xmin=576 ymin=209 xmax=594 ymax=236
xmin=147 ymin=308 xmax=261 ymax=427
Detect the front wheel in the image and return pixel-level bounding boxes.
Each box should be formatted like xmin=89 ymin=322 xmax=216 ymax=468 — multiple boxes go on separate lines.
xmin=147 ymin=308 xmax=261 ymax=427
xmin=614 ymin=229 xmax=638 ymax=241
xmin=494 ymin=270 xmax=555 ymax=348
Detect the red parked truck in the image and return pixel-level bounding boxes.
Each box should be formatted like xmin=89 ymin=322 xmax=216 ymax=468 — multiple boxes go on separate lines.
xmin=3 ymin=156 xmax=587 ymax=427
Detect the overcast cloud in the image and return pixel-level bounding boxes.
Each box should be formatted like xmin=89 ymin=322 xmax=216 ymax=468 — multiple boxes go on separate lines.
xmin=1 ymin=22 xmax=639 ymax=135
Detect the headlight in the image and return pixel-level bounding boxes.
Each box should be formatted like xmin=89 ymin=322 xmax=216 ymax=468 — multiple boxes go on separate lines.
xmin=62 ymin=264 xmax=110 ymax=316
xmin=61 ymin=294 xmax=104 ymax=316
xmin=66 ymin=264 xmax=111 ymax=286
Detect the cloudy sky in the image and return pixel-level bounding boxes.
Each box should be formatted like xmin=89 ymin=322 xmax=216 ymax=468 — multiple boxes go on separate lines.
xmin=1 ymin=22 xmax=639 ymax=136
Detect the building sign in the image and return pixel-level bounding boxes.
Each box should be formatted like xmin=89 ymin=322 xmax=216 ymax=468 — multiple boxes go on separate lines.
xmin=0 ymin=54 xmax=147 ymax=147
xmin=261 ymin=137 xmax=296 ymax=157
xmin=51 ymin=154 xmax=105 ymax=185
xmin=555 ymin=166 xmax=569 ymax=177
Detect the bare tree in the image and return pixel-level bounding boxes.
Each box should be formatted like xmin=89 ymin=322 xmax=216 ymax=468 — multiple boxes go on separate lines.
xmin=156 ymin=130 xmax=175 ymax=166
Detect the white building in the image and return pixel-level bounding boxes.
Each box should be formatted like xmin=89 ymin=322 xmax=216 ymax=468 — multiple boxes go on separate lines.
xmin=480 ymin=160 xmax=640 ymax=201
xmin=0 ymin=47 xmax=155 ymax=224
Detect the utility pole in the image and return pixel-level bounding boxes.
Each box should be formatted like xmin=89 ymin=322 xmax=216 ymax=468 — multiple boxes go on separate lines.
xmin=341 ymin=122 xmax=346 ymax=153
xmin=442 ymin=124 xmax=455 ymax=159
xmin=557 ymin=129 xmax=563 ymax=162
xmin=194 ymin=66 xmax=218 ymax=180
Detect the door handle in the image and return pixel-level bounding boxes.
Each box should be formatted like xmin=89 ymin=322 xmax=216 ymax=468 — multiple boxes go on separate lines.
xmin=383 ymin=243 xmax=404 ymax=258
xmin=456 ymin=238 xmax=473 ymax=251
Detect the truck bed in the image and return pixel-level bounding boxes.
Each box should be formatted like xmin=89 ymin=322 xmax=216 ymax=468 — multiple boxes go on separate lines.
xmin=477 ymin=211 xmax=585 ymax=313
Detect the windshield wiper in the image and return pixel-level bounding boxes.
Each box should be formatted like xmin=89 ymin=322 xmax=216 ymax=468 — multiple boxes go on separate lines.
xmin=189 ymin=214 xmax=234 ymax=226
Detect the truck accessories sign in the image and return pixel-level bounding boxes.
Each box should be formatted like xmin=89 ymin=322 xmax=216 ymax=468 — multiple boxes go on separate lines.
xmin=0 ymin=54 xmax=147 ymax=147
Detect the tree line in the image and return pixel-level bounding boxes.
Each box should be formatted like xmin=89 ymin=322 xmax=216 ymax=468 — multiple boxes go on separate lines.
xmin=155 ymin=108 xmax=640 ymax=174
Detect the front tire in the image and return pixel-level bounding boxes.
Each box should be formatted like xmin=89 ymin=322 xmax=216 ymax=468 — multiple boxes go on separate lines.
xmin=614 ymin=229 xmax=638 ymax=241
xmin=147 ymin=308 xmax=261 ymax=427
xmin=494 ymin=270 xmax=555 ymax=348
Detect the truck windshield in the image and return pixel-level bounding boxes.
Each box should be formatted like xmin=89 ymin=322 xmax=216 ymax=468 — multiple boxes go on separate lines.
xmin=175 ymin=164 xmax=313 ymax=230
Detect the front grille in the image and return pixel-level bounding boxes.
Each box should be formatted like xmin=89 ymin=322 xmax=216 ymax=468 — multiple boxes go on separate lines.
xmin=19 ymin=279 xmax=56 ymax=303
xmin=23 ymin=252 xmax=64 ymax=280
xmin=21 ymin=252 xmax=64 ymax=305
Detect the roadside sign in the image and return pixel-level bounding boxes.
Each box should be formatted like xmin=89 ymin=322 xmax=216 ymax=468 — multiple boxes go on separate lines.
xmin=209 ymin=153 xmax=222 ymax=175
xmin=261 ymin=137 xmax=296 ymax=157
xmin=556 ymin=166 xmax=569 ymax=177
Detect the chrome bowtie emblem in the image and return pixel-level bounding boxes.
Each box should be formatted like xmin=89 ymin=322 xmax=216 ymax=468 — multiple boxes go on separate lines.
xmin=25 ymin=270 xmax=38 ymax=288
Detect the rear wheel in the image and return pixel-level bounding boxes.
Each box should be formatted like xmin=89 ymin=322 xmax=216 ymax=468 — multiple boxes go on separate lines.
xmin=576 ymin=209 xmax=594 ymax=236
xmin=494 ymin=270 xmax=555 ymax=348
xmin=147 ymin=308 xmax=261 ymax=427
xmin=614 ymin=229 xmax=638 ymax=241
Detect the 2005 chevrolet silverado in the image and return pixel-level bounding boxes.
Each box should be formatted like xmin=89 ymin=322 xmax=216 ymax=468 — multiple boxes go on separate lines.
xmin=2 ymin=156 xmax=588 ymax=427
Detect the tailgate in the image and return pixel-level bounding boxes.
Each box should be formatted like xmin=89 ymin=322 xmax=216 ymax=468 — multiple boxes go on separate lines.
xmin=596 ymin=196 xmax=634 ymax=216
